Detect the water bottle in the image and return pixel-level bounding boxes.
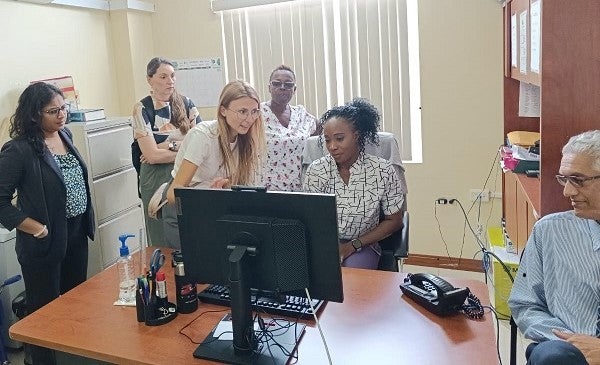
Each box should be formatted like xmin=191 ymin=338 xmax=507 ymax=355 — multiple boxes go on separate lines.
xmin=117 ymin=234 xmax=136 ymax=303
xmin=172 ymin=250 xmax=198 ymax=313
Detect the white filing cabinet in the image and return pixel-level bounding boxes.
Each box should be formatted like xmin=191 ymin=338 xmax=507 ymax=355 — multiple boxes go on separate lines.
xmin=0 ymin=226 xmax=24 ymax=349
xmin=68 ymin=118 xmax=144 ymax=276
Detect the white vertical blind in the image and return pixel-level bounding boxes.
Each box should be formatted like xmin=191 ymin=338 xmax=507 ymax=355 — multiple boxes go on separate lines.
xmin=218 ymin=0 xmax=417 ymax=160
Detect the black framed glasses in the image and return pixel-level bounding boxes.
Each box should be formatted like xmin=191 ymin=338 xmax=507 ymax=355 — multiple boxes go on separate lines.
xmin=228 ymin=108 xmax=261 ymax=120
xmin=270 ymin=80 xmax=295 ymax=90
xmin=42 ymin=104 xmax=70 ymax=116
xmin=555 ymin=174 xmax=600 ymax=188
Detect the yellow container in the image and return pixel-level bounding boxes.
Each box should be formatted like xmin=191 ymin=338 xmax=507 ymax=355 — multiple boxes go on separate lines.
xmin=490 ymin=246 xmax=519 ymax=319
xmin=488 ymin=226 xmax=504 ymax=247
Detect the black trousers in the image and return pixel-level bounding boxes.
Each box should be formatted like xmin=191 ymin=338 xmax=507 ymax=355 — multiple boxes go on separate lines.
xmin=20 ymin=214 xmax=88 ymax=365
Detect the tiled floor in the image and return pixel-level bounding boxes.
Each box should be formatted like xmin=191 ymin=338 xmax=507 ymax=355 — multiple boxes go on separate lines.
xmin=7 ymin=265 xmax=530 ymax=365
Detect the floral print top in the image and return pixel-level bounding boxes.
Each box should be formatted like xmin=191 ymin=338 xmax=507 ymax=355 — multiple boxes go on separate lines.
xmin=261 ymin=102 xmax=317 ymax=191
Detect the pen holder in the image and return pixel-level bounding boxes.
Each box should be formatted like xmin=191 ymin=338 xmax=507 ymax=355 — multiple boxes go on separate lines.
xmin=144 ymin=301 xmax=178 ymax=326
xmin=136 ymin=274 xmax=178 ymax=326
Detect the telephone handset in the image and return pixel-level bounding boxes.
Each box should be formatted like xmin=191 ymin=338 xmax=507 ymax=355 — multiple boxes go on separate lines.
xmin=399 ymin=273 xmax=474 ymax=317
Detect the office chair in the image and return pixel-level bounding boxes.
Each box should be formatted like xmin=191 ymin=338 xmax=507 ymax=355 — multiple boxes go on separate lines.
xmin=301 ymin=132 xmax=408 ymax=196
xmin=510 ymin=316 xmax=517 ymax=365
xmin=301 ymin=132 xmax=409 ymax=272
xmin=377 ymin=210 xmax=409 ymax=272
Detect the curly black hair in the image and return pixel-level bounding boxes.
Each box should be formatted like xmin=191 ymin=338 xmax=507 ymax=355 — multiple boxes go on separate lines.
xmin=319 ymin=97 xmax=380 ymax=153
xmin=9 ymin=82 xmax=64 ymax=156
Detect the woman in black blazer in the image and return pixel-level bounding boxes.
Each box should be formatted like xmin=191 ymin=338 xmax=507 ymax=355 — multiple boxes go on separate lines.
xmin=0 ymin=82 xmax=95 ymax=365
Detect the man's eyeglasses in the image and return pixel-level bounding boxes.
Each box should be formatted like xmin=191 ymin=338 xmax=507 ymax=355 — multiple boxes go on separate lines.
xmin=555 ymin=174 xmax=600 ymax=188
xmin=270 ymin=81 xmax=295 ymax=90
xmin=42 ymin=104 xmax=70 ymax=116
xmin=228 ymin=108 xmax=261 ymax=120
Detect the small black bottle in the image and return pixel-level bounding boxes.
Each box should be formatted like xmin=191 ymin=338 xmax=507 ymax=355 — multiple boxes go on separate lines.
xmin=172 ymin=251 xmax=198 ymax=314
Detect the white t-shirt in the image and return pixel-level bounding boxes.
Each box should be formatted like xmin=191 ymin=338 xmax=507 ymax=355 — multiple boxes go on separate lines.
xmin=171 ymin=120 xmax=236 ymax=187
xmin=172 ymin=120 xmax=262 ymax=187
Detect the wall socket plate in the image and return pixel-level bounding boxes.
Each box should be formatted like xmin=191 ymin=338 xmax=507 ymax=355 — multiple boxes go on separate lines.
xmin=469 ymin=189 xmax=490 ymax=202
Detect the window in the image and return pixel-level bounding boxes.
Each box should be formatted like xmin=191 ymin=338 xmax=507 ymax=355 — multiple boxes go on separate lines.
xmin=214 ymin=0 xmax=421 ymax=162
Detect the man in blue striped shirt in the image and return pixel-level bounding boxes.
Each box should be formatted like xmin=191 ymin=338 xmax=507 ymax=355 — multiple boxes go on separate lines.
xmin=509 ymin=130 xmax=600 ymax=365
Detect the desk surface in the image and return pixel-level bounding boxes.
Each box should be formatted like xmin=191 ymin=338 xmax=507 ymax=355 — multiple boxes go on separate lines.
xmin=10 ymin=249 xmax=497 ymax=364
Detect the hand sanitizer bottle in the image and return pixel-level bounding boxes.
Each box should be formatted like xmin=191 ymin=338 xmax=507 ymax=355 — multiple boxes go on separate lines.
xmin=117 ymin=234 xmax=136 ymax=303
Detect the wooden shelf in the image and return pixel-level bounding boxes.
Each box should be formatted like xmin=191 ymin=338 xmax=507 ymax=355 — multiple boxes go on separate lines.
xmin=514 ymin=173 xmax=540 ymax=219
xmin=502 ymin=0 xmax=600 ymax=224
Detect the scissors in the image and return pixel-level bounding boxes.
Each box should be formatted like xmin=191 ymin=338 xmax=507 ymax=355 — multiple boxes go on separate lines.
xmin=150 ymin=249 xmax=165 ymax=278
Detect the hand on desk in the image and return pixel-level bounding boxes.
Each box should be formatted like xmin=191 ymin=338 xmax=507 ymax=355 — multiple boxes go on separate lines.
xmin=211 ymin=177 xmax=231 ymax=189
xmin=554 ymin=330 xmax=600 ymax=365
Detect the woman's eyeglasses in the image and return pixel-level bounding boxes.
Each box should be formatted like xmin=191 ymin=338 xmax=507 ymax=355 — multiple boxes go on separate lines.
xmin=42 ymin=104 xmax=70 ymax=116
xmin=555 ymin=174 xmax=600 ymax=188
xmin=270 ymin=81 xmax=295 ymax=90
xmin=228 ymin=108 xmax=261 ymax=120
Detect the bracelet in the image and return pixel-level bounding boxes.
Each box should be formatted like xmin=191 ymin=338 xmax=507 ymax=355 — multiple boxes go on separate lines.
xmin=33 ymin=225 xmax=46 ymax=238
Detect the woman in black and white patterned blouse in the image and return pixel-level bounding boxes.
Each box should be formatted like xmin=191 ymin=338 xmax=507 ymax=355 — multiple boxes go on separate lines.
xmin=303 ymin=98 xmax=405 ymax=269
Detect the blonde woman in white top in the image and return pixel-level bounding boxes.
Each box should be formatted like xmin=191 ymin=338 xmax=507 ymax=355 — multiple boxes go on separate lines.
xmin=163 ymin=80 xmax=266 ymax=247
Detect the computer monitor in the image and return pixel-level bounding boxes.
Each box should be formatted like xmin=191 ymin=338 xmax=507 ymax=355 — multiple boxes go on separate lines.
xmin=175 ymin=187 xmax=344 ymax=365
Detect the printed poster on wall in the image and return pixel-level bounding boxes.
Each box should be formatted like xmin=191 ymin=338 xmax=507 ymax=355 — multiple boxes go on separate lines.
xmin=173 ymin=58 xmax=224 ymax=108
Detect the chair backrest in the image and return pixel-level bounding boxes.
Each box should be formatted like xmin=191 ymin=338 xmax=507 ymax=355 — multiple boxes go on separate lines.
xmin=378 ymin=211 xmax=409 ymax=272
xmin=301 ymin=131 xmax=408 ymax=197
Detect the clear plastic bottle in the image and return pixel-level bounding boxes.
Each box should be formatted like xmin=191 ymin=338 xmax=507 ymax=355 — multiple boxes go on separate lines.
xmin=117 ymin=234 xmax=136 ymax=303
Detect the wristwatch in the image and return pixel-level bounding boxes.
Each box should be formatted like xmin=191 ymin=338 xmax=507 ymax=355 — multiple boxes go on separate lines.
xmin=168 ymin=141 xmax=177 ymax=151
xmin=350 ymin=238 xmax=363 ymax=252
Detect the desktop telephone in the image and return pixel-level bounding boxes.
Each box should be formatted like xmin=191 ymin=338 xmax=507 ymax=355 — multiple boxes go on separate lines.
xmin=400 ymin=273 xmax=482 ymax=318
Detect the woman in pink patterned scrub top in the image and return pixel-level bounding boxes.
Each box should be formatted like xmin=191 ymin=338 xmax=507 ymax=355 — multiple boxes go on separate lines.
xmin=261 ymin=65 xmax=321 ymax=191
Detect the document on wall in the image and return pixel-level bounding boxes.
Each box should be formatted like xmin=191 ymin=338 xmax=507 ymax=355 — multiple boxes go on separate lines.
xmin=173 ymin=58 xmax=224 ymax=108
xmin=519 ymin=10 xmax=528 ymax=75
xmin=518 ymin=82 xmax=540 ymax=117
xmin=511 ymin=14 xmax=517 ymax=68
xmin=529 ymin=0 xmax=541 ymax=74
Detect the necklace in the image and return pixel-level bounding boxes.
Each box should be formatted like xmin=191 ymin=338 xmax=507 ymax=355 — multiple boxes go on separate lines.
xmin=44 ymin=136 xmax=64 ymax=155
xmin=45 ymin=141 xmax=56 ymax=154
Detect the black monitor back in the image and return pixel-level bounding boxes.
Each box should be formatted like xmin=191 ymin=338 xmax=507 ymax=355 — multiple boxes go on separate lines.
xmin=175 ymin=188 xmax=344 ymax=303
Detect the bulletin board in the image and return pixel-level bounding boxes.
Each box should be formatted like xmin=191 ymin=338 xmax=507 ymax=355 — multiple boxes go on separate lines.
xmin=172 ymin=58 xmax=224 ymax=108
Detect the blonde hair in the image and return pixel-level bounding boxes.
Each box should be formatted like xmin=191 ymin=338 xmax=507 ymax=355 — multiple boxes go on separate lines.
xmin=216 ymin=80 xmax=266 ymax=185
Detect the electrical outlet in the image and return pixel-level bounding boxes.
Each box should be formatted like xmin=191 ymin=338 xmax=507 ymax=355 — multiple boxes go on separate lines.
xmin=490 ymin=192 xmax=503 ymax=199
xmin=469 ymin=189 xmax=490 ymax=202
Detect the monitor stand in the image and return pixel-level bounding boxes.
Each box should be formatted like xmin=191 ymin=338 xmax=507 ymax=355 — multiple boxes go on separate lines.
xmin=194 ymin=313 xmax=306 ymax=365
xmin=193 ymin=244 xmax=306 ymax=365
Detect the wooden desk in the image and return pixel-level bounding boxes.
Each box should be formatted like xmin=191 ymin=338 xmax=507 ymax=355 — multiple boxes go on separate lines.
xmin=10 ymin=250 xmax=497 ymax=364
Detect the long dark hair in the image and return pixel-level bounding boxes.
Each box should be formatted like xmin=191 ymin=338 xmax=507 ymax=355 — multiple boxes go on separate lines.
xmin=320 ymin=97 xmax=380 ymax=153
xmin=147 ymin=57 xmax=190 ymax=135
xmin=9 ymin=82 xmax=64 ymax=155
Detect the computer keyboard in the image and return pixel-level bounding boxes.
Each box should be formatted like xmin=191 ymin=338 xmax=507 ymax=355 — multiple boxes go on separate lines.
xmin=198 ymin=284 xmax=324 ymax=320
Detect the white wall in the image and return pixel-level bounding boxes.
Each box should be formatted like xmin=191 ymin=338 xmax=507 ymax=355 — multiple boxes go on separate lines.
xmin=414 ymin=0 xmax=503 ymax=257
xmin=0 ymin=1 xmax=121 ymax=118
